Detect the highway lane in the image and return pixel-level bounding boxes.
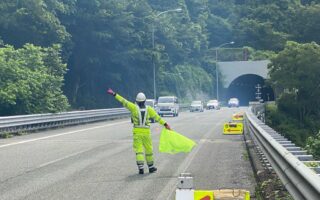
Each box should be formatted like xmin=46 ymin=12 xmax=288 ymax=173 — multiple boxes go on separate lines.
xmin=0 ymin=107 xmax=255 ymax=200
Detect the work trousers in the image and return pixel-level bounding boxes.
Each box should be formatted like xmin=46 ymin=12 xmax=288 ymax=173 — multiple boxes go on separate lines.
xmin=133 ymin=132 xmax=154 ymax=167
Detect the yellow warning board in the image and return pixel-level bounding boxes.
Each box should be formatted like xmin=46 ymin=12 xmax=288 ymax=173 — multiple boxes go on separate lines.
xmin=232 ymin=113 xmax=244 ymax=121
xmin=223 ymin=123 xmax=243 ymax=135
xmin=213 ymin=189 xmax=250 ymax=200
xmin=194 ymin=190 xmax=214 ymax=200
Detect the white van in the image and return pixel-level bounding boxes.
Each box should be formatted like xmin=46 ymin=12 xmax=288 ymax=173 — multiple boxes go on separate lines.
xmin=145 ymin=99 xmax=157 ymax=123
xmin=145 ymin=99 xmax=156 ymax=108
xmin=157 ymin=96 xmax=179 ymax=117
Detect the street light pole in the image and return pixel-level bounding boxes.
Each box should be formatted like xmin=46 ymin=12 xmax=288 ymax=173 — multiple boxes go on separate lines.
xmin=215 ymin=41 xmax=234 ymax=101
xmin=215 ymin=48 xmax=218 ymax=101
xmin=152 ymin=23 xmax=156 ymax=100
xmin=152 ymin=8 xmax=182 ymax=100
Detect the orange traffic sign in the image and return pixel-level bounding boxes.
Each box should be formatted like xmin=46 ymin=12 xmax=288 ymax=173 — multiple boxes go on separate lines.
xmin=232 ymin=113 xmax=244 ymax=121
xmin=194 ymin=190 xmax=214 ymax=200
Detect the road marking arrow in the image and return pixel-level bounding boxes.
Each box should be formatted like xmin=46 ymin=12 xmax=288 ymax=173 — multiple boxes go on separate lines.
xmin=200 ymin=196 xmax=211 ymax=200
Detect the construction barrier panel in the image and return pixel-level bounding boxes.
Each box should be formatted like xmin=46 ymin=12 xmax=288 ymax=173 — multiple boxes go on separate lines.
xmin=176 ymin=189 xmax=250 ymax=200
xmin=213 ymin=189 xmax=250 ymax=200
xmin=176 ymin=189 xmax=194 ymax=200
xmin=223 ymin=123 xmax=243 ymax=135
xmin=194 ymin=190 xmax=214 ymax=200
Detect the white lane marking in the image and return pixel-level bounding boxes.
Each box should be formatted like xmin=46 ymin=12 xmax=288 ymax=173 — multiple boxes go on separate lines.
xmin=0 ymin=121 xmax=129 ymax=149
xmin=156 ymin=117 xmax=226 ymax=200
xmin=38 ymin=147 xmax=94 ymax=168
xmin=39 ymin=139 xmax=134 ymax=168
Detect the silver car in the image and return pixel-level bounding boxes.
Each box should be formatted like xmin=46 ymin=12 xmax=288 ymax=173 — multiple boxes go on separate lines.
xmin=190 ymin=101 xmax=204 ymax=112
xmin=206 ymin=100 xmax=220 ymax=110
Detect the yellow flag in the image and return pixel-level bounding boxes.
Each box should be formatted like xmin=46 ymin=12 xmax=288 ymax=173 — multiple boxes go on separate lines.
xmin=159 ymin=129 xmax=196 ymax=154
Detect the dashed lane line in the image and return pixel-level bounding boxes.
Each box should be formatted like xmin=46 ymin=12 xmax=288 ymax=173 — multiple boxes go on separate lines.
xmin=155 ymin=117 xmax=226 ymax=200
xmin=0 ymin=121 xmax=129 ymax=149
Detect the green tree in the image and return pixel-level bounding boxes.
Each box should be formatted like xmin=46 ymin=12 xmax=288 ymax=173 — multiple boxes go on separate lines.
xmin=234 ymin=19 xmax=289 ymax=50
xmin=269 ymin=41 xmax=320 ymax=123
xmin=289 ymin=4 xmax=320 ymax=44
xmin=62 ymin=0 xmax=156 ymax=108
xmin=0 ymin=0 xmax=70 ymax=47
xmin=0 ymin=44 xmax=69 ymax=116
xmin=266 ymin=41 xmax=320 ymax=149
xmin=2 ymin=0 xmax=320 ymax=112
xmin=306 ymin=131 xmax=320 ymax=159
xmin=158 ymin=64 xmax=213 ymax=100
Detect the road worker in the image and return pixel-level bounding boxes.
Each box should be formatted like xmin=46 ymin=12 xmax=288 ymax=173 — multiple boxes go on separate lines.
xmin=107 ymin=88 xmax=171 ymax=174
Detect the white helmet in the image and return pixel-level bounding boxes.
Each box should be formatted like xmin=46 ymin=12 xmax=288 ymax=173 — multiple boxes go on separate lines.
xmin=136 ymin=92 xmax=146 ymax=102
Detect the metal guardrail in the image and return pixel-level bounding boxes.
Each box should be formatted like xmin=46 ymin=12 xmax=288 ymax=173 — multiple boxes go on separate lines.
xmin=246 ymin=107 xmax=320 ymax=200
xmin=0 ymin=108 xmax=130 ymax=134
xmin=0 ymin=104 xmax=190 ymax=135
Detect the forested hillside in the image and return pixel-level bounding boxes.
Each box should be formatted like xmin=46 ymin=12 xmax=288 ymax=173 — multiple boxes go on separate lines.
xmin=1 ymin=0 xmax=320 ymax=114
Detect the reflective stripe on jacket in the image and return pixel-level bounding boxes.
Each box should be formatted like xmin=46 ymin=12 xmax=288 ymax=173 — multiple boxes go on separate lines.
xmin=134 ymin=105 xmax=149 ymax=128
xmin=115 ymin=94 xmax=166 ymax=134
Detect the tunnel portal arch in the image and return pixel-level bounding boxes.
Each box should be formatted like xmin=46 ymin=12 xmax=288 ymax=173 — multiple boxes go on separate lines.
xmin=224 ymin=74 xmax=274 ymax=106
xmin=218 ymin=60 xmax=270 ymax=88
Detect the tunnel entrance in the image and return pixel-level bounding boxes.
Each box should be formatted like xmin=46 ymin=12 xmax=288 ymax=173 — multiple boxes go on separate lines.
xmin=224 ymin=74 xmax=274 ymax=106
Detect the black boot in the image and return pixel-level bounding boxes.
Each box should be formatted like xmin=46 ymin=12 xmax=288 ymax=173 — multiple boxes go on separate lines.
xmin=138 ymin=164 xmax=144 ymax=174
xmin=148 ymin=166 xmax=157 ymax=173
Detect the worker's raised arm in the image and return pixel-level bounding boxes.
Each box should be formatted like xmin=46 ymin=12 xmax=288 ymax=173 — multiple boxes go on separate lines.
xmin=107 ymin=88 xmax=135 ymax=112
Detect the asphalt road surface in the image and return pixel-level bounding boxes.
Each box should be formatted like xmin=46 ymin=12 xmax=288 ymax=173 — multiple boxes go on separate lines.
xmin=0 ymin=107 xmax=256 ymax=200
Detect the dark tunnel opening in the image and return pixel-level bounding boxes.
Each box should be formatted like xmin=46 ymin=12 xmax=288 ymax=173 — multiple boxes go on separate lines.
xmin=224 ymin=74 xmax=275 ymax=106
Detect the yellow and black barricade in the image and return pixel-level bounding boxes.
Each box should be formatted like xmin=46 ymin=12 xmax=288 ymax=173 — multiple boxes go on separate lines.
xmin=176 ymin=189 xmax=250 ymax=200
xmin=223 ymin=122 xmax=243 ymax=135
xmin=213 ymin=189 xmax=250 ymax=200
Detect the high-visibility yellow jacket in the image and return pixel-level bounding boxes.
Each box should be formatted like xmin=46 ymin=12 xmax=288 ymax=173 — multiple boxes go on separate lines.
xmin=115 ymin=94 xmax=166 ymax=134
